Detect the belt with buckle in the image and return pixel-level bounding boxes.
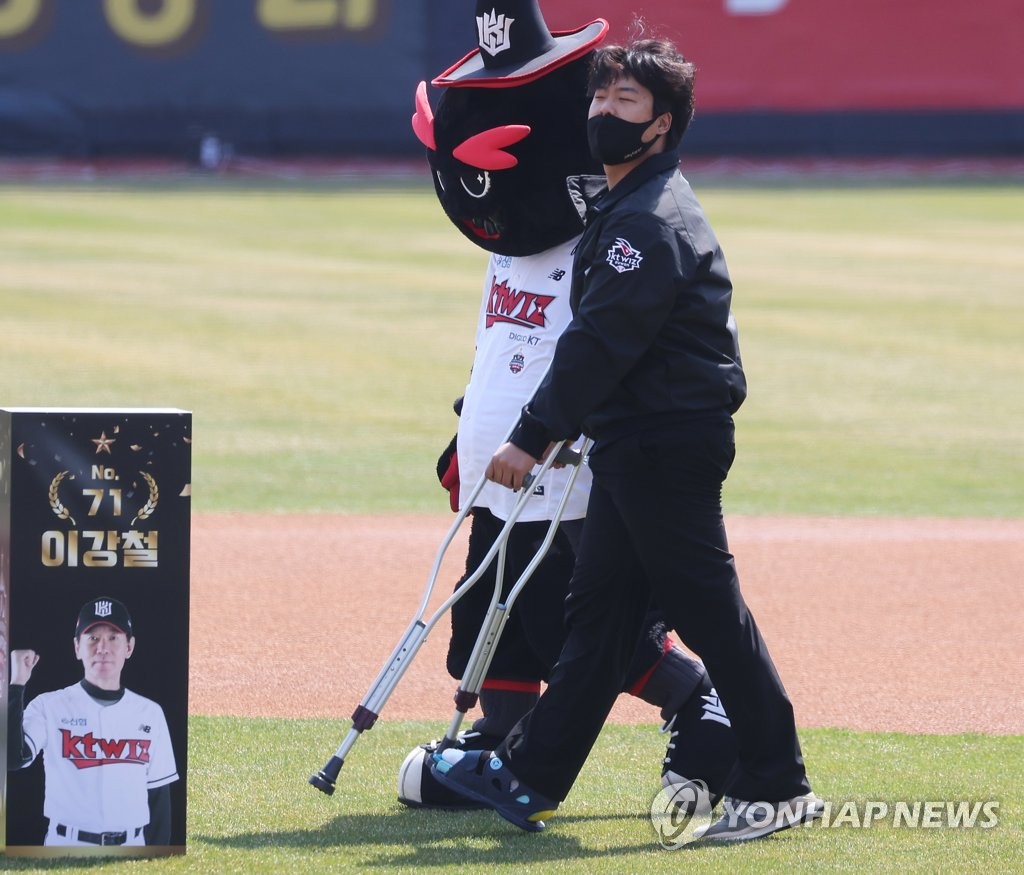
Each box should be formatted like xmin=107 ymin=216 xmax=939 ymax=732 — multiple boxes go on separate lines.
xmin=56 ymin=823 xmax=142 ymax=845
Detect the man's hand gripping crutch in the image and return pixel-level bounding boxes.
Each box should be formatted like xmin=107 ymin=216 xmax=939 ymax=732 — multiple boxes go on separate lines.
xmin=309 ymin=433 xmax=589 ymax=795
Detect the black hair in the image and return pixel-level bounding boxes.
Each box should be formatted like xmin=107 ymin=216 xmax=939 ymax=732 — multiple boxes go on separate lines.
xmin=588 ymin=38 xmax=696 ymax=149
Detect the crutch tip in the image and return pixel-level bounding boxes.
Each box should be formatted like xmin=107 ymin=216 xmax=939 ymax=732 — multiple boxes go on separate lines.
xmin=310 ymin=755 xmax=344 ymax=795
xmin=309 ymin=770 xmax=337 ymax=795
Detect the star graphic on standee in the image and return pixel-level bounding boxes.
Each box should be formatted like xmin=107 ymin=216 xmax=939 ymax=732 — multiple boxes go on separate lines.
xmin=91 ymin=431 xmax=116 ymax=454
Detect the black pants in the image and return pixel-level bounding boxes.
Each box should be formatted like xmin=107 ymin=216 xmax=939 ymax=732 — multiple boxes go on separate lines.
xmin=447 ymin=508 xmax=671 ymax=688
xmin=500 ymin=417 xmax=810 ymax=803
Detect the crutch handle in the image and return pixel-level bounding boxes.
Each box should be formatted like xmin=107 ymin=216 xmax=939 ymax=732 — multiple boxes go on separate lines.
xmin=522 ymin=443 xmax=585 ymax=490
xmin=553 ymin=444 xmax=585 ymax=466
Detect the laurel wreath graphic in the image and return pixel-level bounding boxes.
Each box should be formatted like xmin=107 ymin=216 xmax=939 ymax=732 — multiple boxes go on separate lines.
xmin=48 ymin=471 xmax=76 ymax=525
xmin=131 ymin=471 xmax=159 ymax=525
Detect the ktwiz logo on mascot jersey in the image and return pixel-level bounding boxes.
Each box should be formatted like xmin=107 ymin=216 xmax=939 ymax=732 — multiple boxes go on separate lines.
xmin=61 ymin=728 xmax=151 ymax=768
xmin=485 ymin=275 xmax=554 ymax=329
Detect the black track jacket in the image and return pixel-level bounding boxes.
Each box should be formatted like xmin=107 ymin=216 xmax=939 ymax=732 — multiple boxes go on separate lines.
xmin=511 ymin=151 xmax=747 ymax=458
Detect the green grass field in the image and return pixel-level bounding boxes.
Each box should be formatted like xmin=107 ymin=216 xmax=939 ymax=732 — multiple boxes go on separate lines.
xmin=2 ymin=720 xmax=1021 ymax=873
xmin=2 ymin=177 xmax=1022 ymax=871
xmin=2 ymin=178 xmax=1022 ymax=515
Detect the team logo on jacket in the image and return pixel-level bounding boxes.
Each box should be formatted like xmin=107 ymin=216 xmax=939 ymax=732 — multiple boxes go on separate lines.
xmin=61 ymin=729 xmax=151 ymax=768
xmin=606 ymin=238 xmax=643 ymax=273
xmin=485 ymin=276 xmax=554 ymax=330
xmin=509 ymin=353 xmax=525 ymax=374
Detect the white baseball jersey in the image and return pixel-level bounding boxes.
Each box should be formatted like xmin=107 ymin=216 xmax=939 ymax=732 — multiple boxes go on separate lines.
xmin=458 ymin=237 xmax=592 ymax=522
xmin=19 ymin=682 xmax=178 ymax=834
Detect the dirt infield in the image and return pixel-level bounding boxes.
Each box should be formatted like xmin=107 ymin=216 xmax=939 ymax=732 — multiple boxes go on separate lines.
xmin=189 ymin=513 xmax=1024 ymax=735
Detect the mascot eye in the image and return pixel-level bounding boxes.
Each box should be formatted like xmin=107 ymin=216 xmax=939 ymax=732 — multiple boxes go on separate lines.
xmin=452 ymin=125 xmax=531 ymax=170
xmin=460 ymin=170 xmax=491 ymax=199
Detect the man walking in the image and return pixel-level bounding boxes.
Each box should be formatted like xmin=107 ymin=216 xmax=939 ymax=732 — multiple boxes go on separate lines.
xmin=432 ymin=36 xmax=823 ymax=844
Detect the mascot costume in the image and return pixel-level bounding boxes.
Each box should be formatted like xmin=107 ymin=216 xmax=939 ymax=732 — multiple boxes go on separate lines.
xmin=397 ymin=0 xmax=739 ymax=809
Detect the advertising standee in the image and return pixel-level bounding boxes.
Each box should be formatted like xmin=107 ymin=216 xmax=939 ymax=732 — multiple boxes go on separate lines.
xmin=1 ymin=408 xmax=190 ymax=858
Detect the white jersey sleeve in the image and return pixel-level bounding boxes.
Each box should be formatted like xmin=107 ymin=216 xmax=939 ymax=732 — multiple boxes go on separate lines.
xmin=21 ymin=683 xmax=178 ymax=833
xmin=457 ymin=237 xmax=592 ymax=522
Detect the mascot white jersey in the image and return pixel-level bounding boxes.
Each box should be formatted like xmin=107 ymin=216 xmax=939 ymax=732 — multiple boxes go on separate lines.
xmin=457 ymin=238 xmax=591 ymax=521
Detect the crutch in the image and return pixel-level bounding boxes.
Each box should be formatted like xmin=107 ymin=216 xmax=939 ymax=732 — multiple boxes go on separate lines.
xmin=436 ymin=436 xmax=595 ymax=751
xmin=309 ymin=437 xmax=582 ymax=795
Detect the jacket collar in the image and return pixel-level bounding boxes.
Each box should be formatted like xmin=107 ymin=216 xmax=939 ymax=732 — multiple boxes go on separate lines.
xmin=567 ymin=174 xmax=608 ymax=224
xmin=567 ymin=150 xmax=680 ymax=224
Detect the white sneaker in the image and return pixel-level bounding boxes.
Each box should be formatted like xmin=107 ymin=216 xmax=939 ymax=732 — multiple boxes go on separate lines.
xmin=692 ymin=792 xmax=825 ymax=843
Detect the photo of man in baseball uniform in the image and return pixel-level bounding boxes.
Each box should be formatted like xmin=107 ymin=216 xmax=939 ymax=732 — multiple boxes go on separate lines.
xmin=7 ymin=596 xmax=179 ymax=847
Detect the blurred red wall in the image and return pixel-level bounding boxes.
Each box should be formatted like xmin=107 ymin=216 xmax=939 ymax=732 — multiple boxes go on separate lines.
xmin=545 ymin=0 xmax=1023 ymax=110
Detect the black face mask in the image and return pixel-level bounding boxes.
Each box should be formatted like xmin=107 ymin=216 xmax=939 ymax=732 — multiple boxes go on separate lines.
xmin=587 ymin=114 xmax=659 ymax=166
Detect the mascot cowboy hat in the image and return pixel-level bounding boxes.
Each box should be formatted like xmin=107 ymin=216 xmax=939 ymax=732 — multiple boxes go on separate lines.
xmin=432 ymin=0 xmax=607 ymax=88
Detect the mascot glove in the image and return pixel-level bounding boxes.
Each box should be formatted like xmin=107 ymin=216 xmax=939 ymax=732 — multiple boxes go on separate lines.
xmin=440 ymin=448 xmax=460 ymax=513
xmin=436 ymin=431 xmax=460 ymax=513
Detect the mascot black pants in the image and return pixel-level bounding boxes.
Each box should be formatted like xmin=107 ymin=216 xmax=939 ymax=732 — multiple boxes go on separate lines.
xmin=499 ymin=415 xmax=812 ymax=803
xmin=447 ymin=508 xmax=672 ymax=688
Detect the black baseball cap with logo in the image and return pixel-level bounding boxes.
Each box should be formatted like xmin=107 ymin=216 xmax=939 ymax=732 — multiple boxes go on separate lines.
xmin=76 ymin=597 xmax=134 ymax=638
